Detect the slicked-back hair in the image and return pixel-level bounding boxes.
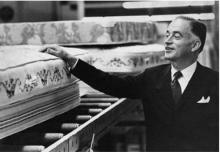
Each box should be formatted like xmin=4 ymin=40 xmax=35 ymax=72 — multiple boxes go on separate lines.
xmin=175 ymin=16 xmax=207 ymax=53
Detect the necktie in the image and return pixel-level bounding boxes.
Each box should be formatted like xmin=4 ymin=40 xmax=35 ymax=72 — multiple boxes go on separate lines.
xmin=171 ymin=71 xmax=182 ymax=103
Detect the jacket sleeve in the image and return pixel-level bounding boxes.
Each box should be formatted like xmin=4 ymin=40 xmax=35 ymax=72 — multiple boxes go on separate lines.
xmin=71 ymin=59 xmax=146 ymax=99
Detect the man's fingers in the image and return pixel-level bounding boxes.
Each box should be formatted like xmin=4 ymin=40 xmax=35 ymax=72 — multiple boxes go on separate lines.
xmin=39 ymin=46 xmax=66 ymax=58
xmin=46 ymin=48 xmax=58 ymax=56
xmin=46 ymin=48 xmax=53 ymax=53
xmin=39 ymin=47 xmax=48 ymax=52
xmin=46 ymin=46 xmax=61 ymax=51
xmin=39 ymin=46 xmax=56 ymax=52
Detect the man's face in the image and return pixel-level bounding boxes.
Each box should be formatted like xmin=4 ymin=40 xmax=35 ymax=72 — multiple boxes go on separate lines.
xmin=164 ymin=18 xmax=196 ymax=62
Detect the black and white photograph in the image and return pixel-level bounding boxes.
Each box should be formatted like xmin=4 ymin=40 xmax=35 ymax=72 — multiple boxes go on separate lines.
xmin=0 ymin=1 xmax=218 ymax=152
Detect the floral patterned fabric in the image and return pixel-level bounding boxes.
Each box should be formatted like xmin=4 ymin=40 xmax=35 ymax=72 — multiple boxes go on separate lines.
xmin=0 ymin=44 xmax=166 ymax=102
xmin=83 ymin=44 xmax=167 ymax=73
xmin=0 ymin=45 xmax=87 ymax=105
xmin=0 ymin=20 xmax=157 ymax=46
xmin=0 ymin=19 xmax=160 ymax=139
xmin=0 ymin=45 xmax=87 ymax=139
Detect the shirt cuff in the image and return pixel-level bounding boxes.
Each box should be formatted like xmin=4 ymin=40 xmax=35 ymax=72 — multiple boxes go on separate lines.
xmin=66 ymin=58 xmax=79 ymax=71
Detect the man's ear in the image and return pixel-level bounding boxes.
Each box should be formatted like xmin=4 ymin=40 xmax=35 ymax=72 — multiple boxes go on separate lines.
xmin=191 ymin=40 xmax=201 ymax=52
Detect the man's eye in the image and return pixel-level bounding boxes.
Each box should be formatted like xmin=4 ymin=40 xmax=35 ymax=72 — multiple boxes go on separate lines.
xmin=174 ymin=33 xmax=181 ymax=39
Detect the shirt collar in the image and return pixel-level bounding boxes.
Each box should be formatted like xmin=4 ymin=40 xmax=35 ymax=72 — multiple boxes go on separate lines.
xmin=171 ymin=62 xmax=197 ymax=81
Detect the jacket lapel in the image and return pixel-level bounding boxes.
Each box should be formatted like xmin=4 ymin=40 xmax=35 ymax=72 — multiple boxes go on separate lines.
xmin=175 ymin=62 xmax=205 ymax=109
xmin=155 ymin=64 xmax=175 ymax=109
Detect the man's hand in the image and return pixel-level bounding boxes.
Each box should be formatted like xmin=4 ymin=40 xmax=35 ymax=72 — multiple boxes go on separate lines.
xmin=40 ymin=45 xmax=71 ymax=61
xmin=40 ymin=45 xmax=78 ymax=70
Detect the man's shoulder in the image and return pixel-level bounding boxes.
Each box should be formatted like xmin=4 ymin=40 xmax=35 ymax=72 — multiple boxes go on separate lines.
xmin=139 ymin=63 xmax=170 ymax=80
xmin=199 ymin=64 xmax=218 ymax=78
xmin=143 ymin=63 xmax=170 ymax=73
xmin=198 ymin=63 xmax=219 ymax=85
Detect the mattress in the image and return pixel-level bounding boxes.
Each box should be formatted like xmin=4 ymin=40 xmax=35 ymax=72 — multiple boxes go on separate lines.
xmin=0 ymin=19 xmax=157 ymax=46
xmin=0 ymin=45 xmax=87 ymax=139
xmin=0 ymin=43 xmax=165 ymax=138
xmin=82 ymin=44 xmax=167 ymax=73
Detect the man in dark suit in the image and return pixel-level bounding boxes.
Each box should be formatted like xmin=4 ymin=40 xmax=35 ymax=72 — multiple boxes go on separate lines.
xmin=41 ymin=16 xmax=219 ymax=151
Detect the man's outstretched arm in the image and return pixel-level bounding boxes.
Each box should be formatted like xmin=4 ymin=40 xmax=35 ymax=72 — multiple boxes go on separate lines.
xmin=40 ymin=46 xmax=145 ymax=99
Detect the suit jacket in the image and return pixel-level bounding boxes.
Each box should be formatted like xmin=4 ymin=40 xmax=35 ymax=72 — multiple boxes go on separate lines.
xmin=72 ymin=60 xmax=219 ymax=151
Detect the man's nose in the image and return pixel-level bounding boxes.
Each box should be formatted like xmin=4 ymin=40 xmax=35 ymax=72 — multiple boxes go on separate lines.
xmin=164 ymin=35 xmax=173 ymax=45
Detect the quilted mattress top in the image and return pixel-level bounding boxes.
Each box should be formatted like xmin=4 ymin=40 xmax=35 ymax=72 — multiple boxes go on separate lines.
xmin=0 ymin=45 xmax=87 ymax=106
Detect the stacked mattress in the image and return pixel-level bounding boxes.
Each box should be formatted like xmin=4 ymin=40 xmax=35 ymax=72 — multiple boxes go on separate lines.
xmin=0 ymin=45 xmax=88 ymax=139
xmin=82 ymin=44 xmax=166 ymax=73
xmin=0 ymin=19 xmax=156 ymax=46
xmin=0 ymin=18 xmax=165 ymax=139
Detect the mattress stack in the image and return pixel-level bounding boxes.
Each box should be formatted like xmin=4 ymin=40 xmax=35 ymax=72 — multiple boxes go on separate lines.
xmin=0 ymin=18 xmax=165 ymax=138
xmin=82 ymin=44 xmax=166 ymax=73
xmin=0 ymin=45 xmax=88 ymax=139
xmin=0 ymin=19 xmax=156 ymax=46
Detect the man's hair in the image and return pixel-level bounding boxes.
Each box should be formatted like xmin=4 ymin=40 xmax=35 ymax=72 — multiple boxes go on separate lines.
xmin=175 ymin=16 xmax=207 ymax=53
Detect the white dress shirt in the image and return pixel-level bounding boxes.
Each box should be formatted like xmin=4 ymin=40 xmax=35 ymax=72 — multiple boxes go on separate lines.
xmin=171 ymin=62 xmax=197 ymax=94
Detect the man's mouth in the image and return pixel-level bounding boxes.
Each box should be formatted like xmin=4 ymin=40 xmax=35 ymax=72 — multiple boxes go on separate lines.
xmin=165 ymin=47 xmax=174 ymax=52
